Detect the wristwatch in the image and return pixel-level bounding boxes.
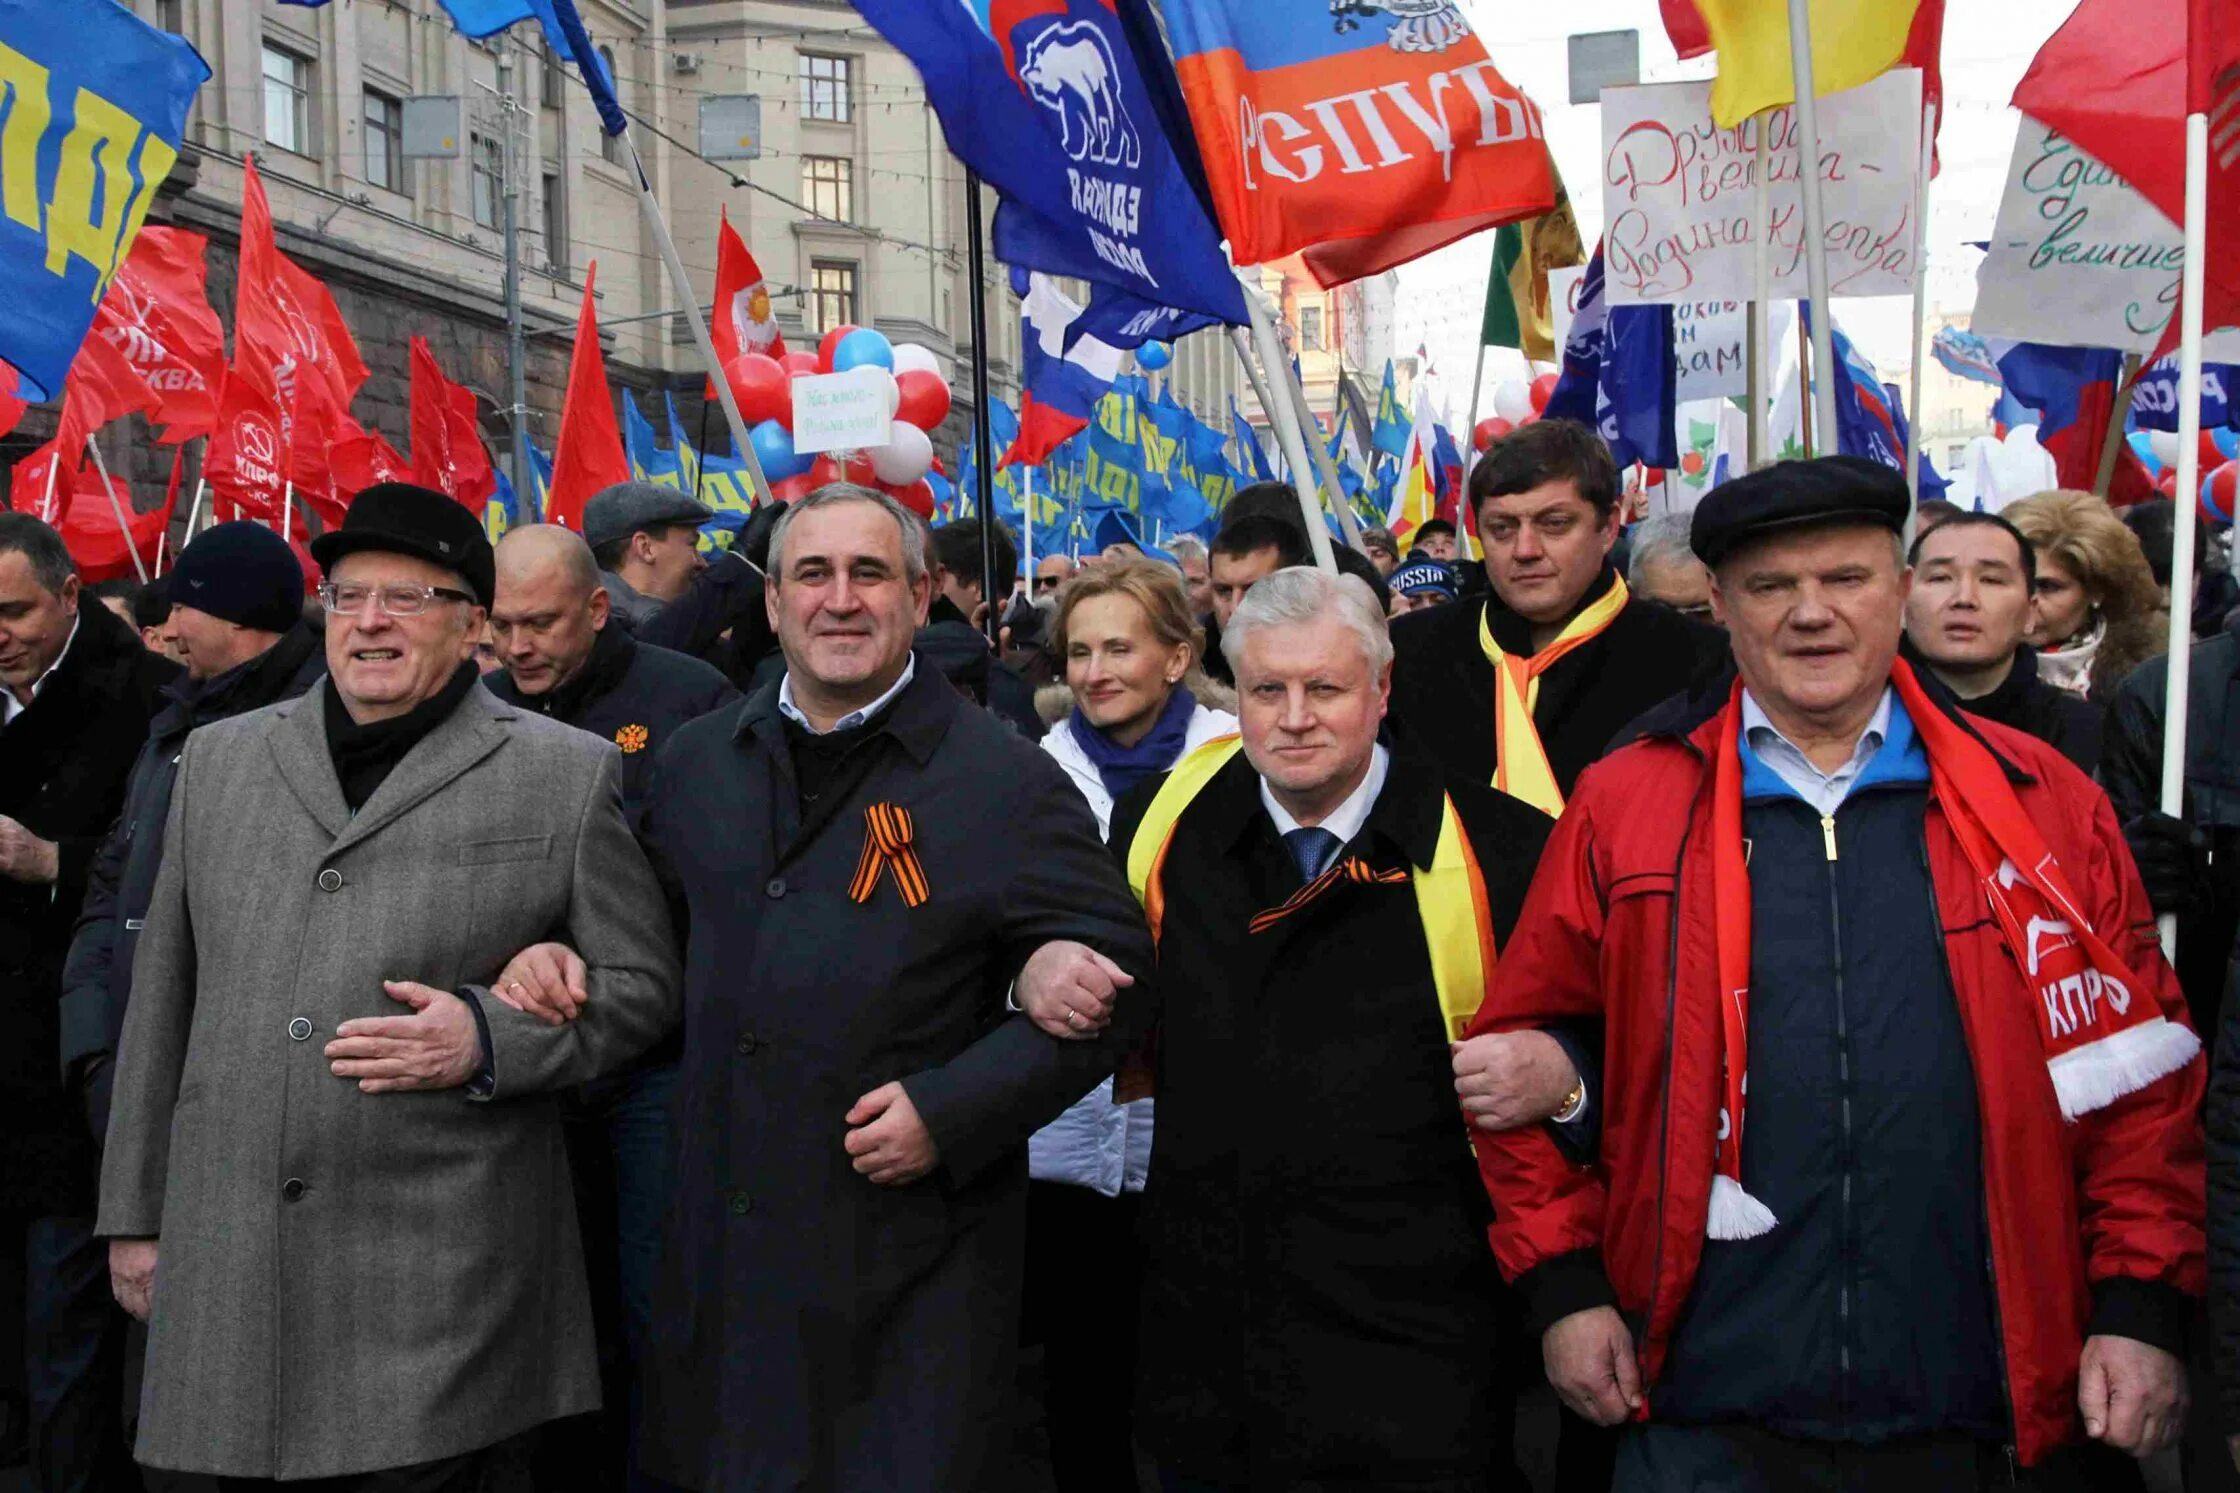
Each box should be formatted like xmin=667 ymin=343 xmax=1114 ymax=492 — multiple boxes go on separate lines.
xmin=1552 ymin=1077 xmax=1587 ymax=1126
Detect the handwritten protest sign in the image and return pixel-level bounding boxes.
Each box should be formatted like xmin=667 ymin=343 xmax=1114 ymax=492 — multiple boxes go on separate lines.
xmin=1970 ymin=122 xmax=2240 ymax=358
xmin=1551 ymin=268 xmax=1794 ymax=400
xmin=792 ymin=368 xmax=894 ymax=455
xmin=1599 ymin=70 xmax=1921 ymax=307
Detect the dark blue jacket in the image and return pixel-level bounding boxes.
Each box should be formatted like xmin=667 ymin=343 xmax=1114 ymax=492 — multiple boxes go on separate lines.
xmin=1657 ymin=701 xmax=2007 ymax=1443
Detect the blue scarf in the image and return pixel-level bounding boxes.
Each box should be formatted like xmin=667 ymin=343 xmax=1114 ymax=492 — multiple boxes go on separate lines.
xmin=1071 ymin=686 xmax=1199 ymax=802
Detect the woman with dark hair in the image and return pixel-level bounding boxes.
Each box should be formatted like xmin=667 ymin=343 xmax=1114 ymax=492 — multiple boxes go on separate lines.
xmin=1029 ymin=558 xmax=1234 ymax=1493
xmin=2005 ymin=489 xmax=2168 ymax=700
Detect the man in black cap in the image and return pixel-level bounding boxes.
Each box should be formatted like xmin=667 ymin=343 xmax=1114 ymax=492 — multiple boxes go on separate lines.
xmin=96 ymin=484 xmax=681 ymax=1489
xmin=482 ymin=522 xmax=734 ymax=1491
xmin=1466 ymin=456 xmax=2202 ymax=1490
xmin=584 ymin=481 xmax=776 ymax=689
xmin=1389 ymin=419 xmax=1723 ymax=820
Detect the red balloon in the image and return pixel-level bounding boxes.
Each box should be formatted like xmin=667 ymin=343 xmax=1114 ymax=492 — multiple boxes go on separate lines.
xmin=1472 ymin=416 xmax=1513 ymax=452
xmin=725 ymin=353 xmax=791 ymax=428
xmin=880 ymin=478 xmax=935 ymax=519
xmin=816 ymin=324 xmax=863 ymax=374
xmin=808 ymin=451 xmax=876 ymax=487
xmin=779 ymin=351 xmax=821 ymax=377
xmin=1529 ymin=373 xmax=1558 ymax=415
xmin=894 ymin=369 xmax=952 ymax=431
xmin=2156 ymin=468 xmax=2181 ymax=498
xmin=770 ymin=473 xmax=818 ymax=503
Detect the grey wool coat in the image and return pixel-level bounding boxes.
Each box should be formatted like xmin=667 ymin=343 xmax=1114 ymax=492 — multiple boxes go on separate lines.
xmin=96 ymin=682 xmax=683 ymax=1482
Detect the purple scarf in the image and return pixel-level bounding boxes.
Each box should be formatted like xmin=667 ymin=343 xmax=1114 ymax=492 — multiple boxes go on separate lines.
xmin=1070 ymin=686 xmax=1199 ymax=802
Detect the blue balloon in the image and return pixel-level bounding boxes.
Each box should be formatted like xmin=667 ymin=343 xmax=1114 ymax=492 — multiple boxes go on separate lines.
xmin=750 ymin=418 xmax=811 ymax=481
xmin=1136 ymin=340 xmax=1173 ymax=371
xmin=2215 ymin=427 xmax=2240 ymax=460
xmin=831 ymin=327 xmax=895 ymax=373
xmin=2129 ymin=429 xmax=2163 ymax=474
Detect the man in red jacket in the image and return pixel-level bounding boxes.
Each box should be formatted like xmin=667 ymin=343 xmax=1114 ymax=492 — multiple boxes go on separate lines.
xmin=1469 ymin=457 xmax=2206 ymax=1489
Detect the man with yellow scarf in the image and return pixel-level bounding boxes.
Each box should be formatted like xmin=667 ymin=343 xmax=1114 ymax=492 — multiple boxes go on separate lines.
xmin=1389 ymin=418 xmax=1726 ymax=820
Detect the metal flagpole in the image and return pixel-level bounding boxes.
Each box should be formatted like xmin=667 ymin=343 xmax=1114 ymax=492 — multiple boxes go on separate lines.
xmin=1461 ymin=341 xmax=1490 ymax=487
xmin=2158 ymin=106 xmax=2211 ymax=959
xmin=620 ymin=133 xmax=776 ymax=510
xmin=1228 ymin=327 xmax=1287 ymax=480
xmin=1286 ymin=360 xmax=1365 ymax=551
xmin=1785 ymin=0 xmax=1842 ymax=452
xmin=963 ymin=169 xmax=1004 ymax=650
xmin=84 ymin=437 xmax=149 ymax=585
xmin=1237 ymin=289 xmax=1338 ymax=573
xmin=1020 ymin=464 xmax=1034 ymax=600
xmin=1749 ymin=110 xmax=1773 ymax=471
xmin=1904 ymin=96 xmax=1936 ymax=523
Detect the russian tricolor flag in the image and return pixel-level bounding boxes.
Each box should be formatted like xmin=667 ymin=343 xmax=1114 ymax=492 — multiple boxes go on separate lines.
xmin=1004 ymin=276 xmax=1126 ymax=469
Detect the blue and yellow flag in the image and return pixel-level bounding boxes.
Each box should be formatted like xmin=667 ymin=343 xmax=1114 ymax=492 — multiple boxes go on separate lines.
xmin=1370 ymin=360 xmax=1410 ymax=462
xmin=0 ymin=0 xmax=211 ymax=399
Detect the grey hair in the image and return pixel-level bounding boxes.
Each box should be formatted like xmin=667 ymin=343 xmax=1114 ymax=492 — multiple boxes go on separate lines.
xmin=1167 ymin=534 xmax=1208 ymax=566
xmin=766 ymin=482 xmax=928 ymax=585
xmin=1221 ymin=564 xmax=1393 ymax=677
xmin=1627 ymin=513 xmax=1699 ymax=586
xmin=0 ymin=513 xmax=77 ymax=593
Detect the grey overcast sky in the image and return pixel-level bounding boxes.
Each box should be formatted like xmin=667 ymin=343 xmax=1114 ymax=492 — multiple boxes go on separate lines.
xmin=1397 ymin=0 xmax=2076 ymax=423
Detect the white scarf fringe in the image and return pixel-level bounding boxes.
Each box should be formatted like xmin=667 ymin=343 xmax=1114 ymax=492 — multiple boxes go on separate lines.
xmin=1707 ymin=1174 xmax=1779 ymax=1241
xmin=2046 ymin=1016 xmax=2202 ymax=1123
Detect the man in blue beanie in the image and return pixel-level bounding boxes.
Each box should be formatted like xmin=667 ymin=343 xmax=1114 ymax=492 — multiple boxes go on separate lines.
xmin=61 ymin=520 xmax=325 ymax=1139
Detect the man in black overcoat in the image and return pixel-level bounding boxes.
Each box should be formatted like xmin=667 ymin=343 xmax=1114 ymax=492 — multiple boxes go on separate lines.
xmin=505 ymin=483 xmax=1157 ymax=1491
xmin=0 ymin=513 xmax=176 ymax=1490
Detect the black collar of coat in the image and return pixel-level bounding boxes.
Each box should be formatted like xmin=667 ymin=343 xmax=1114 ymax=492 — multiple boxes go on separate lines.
xmin=1185 ymin=733 xmax=1447 ymax=874
xmin=732 ymin=648 xmax=955 ymax=768
xmin=1480 ymin=563 xmax=1619 ymax=657
xmin=488 ymin=622 xmax=636 ymax=722
xmin=6 ymin=598 xmax=159 ymax=731
xmin=162 ymin=620 xmax=322 ymax=726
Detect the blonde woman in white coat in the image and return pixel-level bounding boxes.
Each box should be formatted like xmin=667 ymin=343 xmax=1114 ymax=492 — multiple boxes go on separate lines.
xmin=1028 ymin=558 xmax=1234 ymax=1493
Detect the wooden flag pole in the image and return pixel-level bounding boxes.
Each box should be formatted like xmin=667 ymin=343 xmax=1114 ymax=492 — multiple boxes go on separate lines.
xmin=84 ymin=436 xmax=149 ymax=585
xmin=2092 ymin=354 xmax=2146 ymax=499
xmin=2157 ymin=108 xmax=2212 ymax=960
xmin=1785 ymin=0 xmax=1842 ymax=452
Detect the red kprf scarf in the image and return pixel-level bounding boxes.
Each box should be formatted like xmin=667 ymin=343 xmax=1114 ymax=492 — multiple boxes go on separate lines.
xmin=1704 ymin=660 xmax=2199 ymax=1240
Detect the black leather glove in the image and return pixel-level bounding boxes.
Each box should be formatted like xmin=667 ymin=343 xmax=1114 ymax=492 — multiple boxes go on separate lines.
xmin=736 ymin=502 xmax=784 ymax=574
xmin=2122 ymin=810 xmax=2208 ymax=919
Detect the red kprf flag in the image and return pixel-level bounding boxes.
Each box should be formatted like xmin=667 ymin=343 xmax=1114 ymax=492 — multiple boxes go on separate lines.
xmin=409 ymin=337 xmax=497 ymax=514
xmin=545 ymin=264 xmax=629 ymax=532
xmin=91 ymin=226 xmax=226 ymax=444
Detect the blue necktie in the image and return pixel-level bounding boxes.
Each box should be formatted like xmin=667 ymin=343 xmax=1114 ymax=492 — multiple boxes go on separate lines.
xmin=1284 ymin=826 xmax=1342 ymax=882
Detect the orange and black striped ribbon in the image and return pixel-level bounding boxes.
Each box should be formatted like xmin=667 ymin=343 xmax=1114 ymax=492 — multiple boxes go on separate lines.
xmin=1247 ymin=856 xmax=1408 ymax=935
xmin=849 ymin=803 xmax=931 ymax=908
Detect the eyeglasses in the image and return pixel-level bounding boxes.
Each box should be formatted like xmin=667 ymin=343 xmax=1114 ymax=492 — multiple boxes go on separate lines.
xmin=318 ymin=582 xmax=477 ymax=618
xmin=1034 ymin=576 xmax=1065 ymax=593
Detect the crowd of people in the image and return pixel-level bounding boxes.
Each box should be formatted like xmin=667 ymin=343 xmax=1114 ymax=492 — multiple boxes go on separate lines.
xmin=1 ymin=414 xmax=2237 ymax=1493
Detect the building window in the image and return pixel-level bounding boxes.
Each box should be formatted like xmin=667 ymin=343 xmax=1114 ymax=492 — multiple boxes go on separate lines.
xmin=802 ymin=155 xmax=852 ymax=222
xmin=598 ymin=48 xmax=622 ymax=164
xmin=541 ymin=38 xmax=566 ymax=109
xmin=471 ymin=133 xmax=503 ymax=230
xmin=261 ymin=43 xmax=311 ymax=155
xmin=363 ymin=90 xmax=404 ymax=193
xmin=542 ymin=169 xmax=566 ymax=272
xmin=810 ymin=261 xmax=857 ymax=335
xmin=1298 ymin=304 xmax=1324 ymax=352
xmin=800 ymin=54 xmax=851 ymax=123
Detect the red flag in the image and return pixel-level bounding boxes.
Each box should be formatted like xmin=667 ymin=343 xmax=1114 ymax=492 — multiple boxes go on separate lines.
xmin=1658 ymin=0 xmax=1712 ymax=56
xmin=0 ymin=364 xmax=27 ymax=440
xmin=2013 ymin=0 xmax=2240 ymax=347
xmin=30 ymin=457 xmax=178 ymax=582
xmin=409 ymin=338 xmax=497 ymax=514
xmin=545 ymin=264 xmax=629 ymax=532
xmin=708 ymin=209 xmax=785 ymax=396
xmin=91 ymin=226 xmax=226 ymax=444
xmin=203 ymin=362 xmax=289 ymax=522
xmin=233 ymin=157 xmax=369 ymax=414
xmin=1161 ymin=2 xmax=1556 ymax=286
xmin=330 ymin=421 xmax=412 ymax=500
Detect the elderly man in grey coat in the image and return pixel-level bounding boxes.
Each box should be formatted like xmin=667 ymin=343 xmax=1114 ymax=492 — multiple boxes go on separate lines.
xmin=95 ymin=484 xmax=683 ymax=1490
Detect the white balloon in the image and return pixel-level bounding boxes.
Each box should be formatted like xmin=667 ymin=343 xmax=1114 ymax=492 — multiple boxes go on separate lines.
xmin=890 ymin=343 xmax=942 ymax=378
xmin=2148 ymin=429 xmax=2183 ymax=465
xmin=865 ymin=367 xmax=900 ymax=416
xmin=1492 ymin=380 xmax=1533 ymax=424
xmin=870 ymin=421 xmax=934 ymax=485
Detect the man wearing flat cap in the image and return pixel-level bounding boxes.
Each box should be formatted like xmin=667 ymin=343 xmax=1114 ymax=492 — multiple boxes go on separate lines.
xmin=1468 ymin=457 xmax=2207 ymax=1488
xmin=96 ymin=484 xmax=682 ymax=1488
xmin=585 ymin=481 xmax=776 ymax=690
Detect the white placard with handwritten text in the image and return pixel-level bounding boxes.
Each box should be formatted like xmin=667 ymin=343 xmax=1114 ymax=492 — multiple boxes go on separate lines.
xmin=1599 ymin=70 xmax=1921 ymax=307
xmin=1972 ymin=124 xmax=2190 ymax=355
